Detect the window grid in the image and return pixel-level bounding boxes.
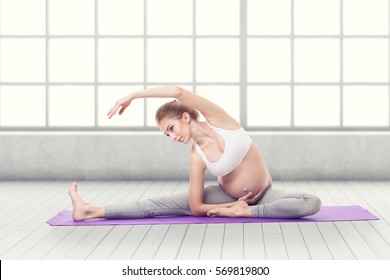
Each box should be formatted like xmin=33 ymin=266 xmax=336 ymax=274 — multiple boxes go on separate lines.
xmin=193 ymin=0 xmax=197 ymax=108
xmin=340 ymin=0 xmax=344 ymax=128
xmin=94 ymin=0 xmax=98 ymax=128
xmin=239 ymin=0 xmax=248 ymax=127
xmin=291 ymin=0 xmax=295 ymax=127
xmin=0 ymin=0 xmax=389 ymax=131
xmin=45 ymin=0 xmax=49 ymax=127
xmin=143 ymin=0 xmax=147 ymax=127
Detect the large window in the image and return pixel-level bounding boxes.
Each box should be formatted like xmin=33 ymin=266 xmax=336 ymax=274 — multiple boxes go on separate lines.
xmin=0 ymin=0 xmax=389 ymax=130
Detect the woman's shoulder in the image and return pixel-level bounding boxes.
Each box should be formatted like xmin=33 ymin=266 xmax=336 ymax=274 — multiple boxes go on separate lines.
xmin=205 ymin=115 xmax=241 ymax=130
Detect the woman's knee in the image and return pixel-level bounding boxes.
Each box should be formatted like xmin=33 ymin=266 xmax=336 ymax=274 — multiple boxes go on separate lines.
xmin=303 ymin=194 xmax=321 ymax=216
xmin=291 ymin=193 xmax=321 ymax=218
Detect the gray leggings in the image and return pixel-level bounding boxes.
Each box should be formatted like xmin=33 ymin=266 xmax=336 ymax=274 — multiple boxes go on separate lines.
xmin=105 ymin=185 xmax=321 ymax=219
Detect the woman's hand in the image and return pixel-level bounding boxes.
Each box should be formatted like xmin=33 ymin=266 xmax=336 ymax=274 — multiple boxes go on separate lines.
xmin=207 ymin=200 xmax=251 ymax=217
xmin=107 ymin=94 xmax=134 ymax=119
xmin=238 ymin=186 xmax=268 ymax=205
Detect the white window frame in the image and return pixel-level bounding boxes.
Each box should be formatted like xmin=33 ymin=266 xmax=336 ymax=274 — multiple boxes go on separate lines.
xmin=0 ymin=0 xmax=389 ymax=131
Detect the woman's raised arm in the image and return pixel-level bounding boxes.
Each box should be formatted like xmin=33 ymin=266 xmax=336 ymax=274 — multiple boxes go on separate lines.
xmin=107 ymin=86 xmax=235 ymax=125
xmin=107 ymin=86 xmax=182 ymax=119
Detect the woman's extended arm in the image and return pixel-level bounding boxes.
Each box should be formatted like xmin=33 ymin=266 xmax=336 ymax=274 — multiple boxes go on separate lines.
xmin=107 ymin=86 xmax=237 ymax=127
xmin=107 ymin=86 xmax=182 ymax=119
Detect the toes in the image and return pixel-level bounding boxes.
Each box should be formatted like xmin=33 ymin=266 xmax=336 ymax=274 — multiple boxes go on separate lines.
xmin=70 ymin=182 xmax=78 ymax=192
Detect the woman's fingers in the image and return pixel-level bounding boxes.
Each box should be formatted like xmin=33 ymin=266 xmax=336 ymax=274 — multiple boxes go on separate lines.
xmin=254 ymin=187 xmax=265 ymax=199
xmin=107 ymin=105 xmax=120 ymax=119
xmin=207 ymin=208 xmax=228 ymax=217
xmin=207 ymin=203 xmax=248 ymax=217
xmin=107 ymin=107 xmax=114 ymax=118
xmin=107 ymin=98 xmax=132 ymax=118
xmin=238 ymin=192 xmax=253 ymax=201
xmin=238 ymin=187 xmax=266 ymax=204
xmin=207 ymin=209 xmax=218 ymax=217
xmin=247 ymin=188 xmax=265 ymax=204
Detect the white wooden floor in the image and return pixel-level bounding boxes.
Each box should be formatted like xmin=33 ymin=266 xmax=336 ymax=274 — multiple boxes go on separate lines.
xmin=1 ymin=180 xmax=390 ymax=260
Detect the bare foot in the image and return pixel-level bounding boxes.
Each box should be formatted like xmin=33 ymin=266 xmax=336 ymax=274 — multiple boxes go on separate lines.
xmin=68 ymin=182 xmax=95 ymax=221
xmin=207 ymin=201 xmax=252 ymax=217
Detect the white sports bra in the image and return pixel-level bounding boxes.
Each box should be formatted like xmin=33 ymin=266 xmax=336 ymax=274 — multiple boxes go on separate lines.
xmin=193 ymin=122 xmax=252 ymax=177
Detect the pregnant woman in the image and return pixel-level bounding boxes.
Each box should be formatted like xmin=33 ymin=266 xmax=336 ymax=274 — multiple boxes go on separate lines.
xmin=69 ymin=86 xmax=321 ymax=221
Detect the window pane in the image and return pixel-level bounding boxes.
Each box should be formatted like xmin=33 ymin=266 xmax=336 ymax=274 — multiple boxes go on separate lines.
xmin=98 ymin=0 xmax=144 ymax=35
xmin=0 ymin=39 xmax=45 ymax=82
xmin=343 ymin=86 xmax=389 ymax=126
xmin=247 ymin=86 xmax=291 ymax=126
xmin=147 ymin=39 xmax=192 ymax=83
xmin=294 ymin=0 xmax=339 ymax=35
xmin=49 ymin=86 xmax=95 ymax=126
xmin=295 ymin=39 xmax=339 ymax=82
xmin=0 ymin=0 xmax=45 ymax=35
xmin=247 ymin=0 xmax=290 ymax=35
xmin=248 ymin=39 xmax=290 ymax=82
xmin=196 ymin=86 xmax=240 ymax=122
xmin=0 ymin=86 xmax=46 ymax=126
xmin=49 ymin=0 xmax=94 ymax=35
xmin=98 ymin=39 xmax=144 ymax=82
xmin=98 ymin=86 xmax=144 ymax=127
xmin=197 ymin=0 xmax=239 ymax=35
xmin=343 ymin=39 xmax=388 ymax=82
xmin=294 ymin=86 xmax=340 ymax=126
xmin=196 ymin=39 xmax=239 ymax=82
xmin=147 ymin=0 xmax=192 ymax=35
xmin=49 ymin=39 xmax=95 ymax=82
xmin=344 ymin=0 xmax=389 ymax=35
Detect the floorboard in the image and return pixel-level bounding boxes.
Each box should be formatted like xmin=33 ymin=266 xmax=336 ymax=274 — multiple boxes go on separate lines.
xmin=0 ymin=180 xmax=389 ymax=260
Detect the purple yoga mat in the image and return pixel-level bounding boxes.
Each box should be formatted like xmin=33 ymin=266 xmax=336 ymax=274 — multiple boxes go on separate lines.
xmin=46 ymin=205 xmax=378 ymax=226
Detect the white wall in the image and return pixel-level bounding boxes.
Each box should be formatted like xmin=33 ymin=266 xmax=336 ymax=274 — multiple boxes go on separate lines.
xmin=1 ymin=133 xmax=389 ymax=180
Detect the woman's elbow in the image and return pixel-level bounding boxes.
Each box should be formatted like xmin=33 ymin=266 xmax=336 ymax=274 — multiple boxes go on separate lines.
xmin=189 ymin=204 xmax=204 ymax=216
xmin=173 ymin=86 xmax=183 ymax=99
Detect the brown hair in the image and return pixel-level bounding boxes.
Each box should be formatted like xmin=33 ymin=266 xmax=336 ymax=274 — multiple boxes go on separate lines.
xmin=155 ymin=100 xmax=200 ymax=124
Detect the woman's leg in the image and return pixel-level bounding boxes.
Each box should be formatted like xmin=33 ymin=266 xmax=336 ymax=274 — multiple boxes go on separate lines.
xmin=105 ymin=184 xmax=237 ymax=219
xmin=104 ymin=191 xmax=191 ymax=219
xmin=206 ymin=185 xmax=321 ymax=218
xmin=69 ymin=182 xmax=236 ymax=220
xmin=251 ymin=186 xmax=321 ymax=218
xmin=70 ymin=182 xmax=320 ymax=220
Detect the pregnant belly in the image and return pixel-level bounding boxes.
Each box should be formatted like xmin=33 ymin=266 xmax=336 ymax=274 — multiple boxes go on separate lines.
xmin=218 ymin=142 xmax=272 ymax=199
xmin=218 ymin=163 xmax=271 ymax=199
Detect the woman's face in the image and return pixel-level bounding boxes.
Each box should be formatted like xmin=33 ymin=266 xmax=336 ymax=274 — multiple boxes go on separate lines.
xmin=158 ymin=113 xmax=191 ymax=144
